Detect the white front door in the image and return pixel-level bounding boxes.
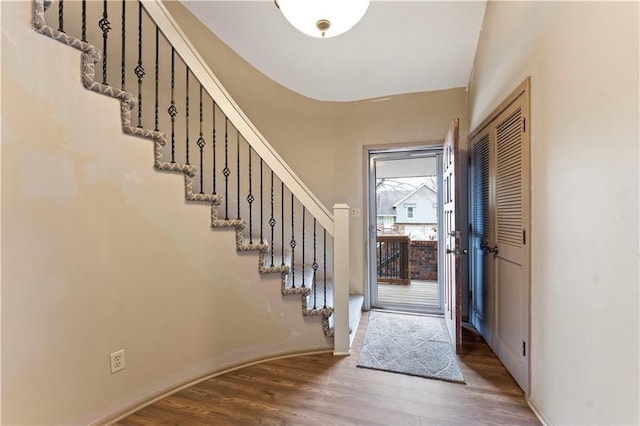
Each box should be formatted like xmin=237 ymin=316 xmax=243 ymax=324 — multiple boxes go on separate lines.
xmin=443 ymin=118 xmax=462 ymax=353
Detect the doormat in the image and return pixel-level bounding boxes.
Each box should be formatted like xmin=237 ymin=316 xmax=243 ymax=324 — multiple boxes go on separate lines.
xmin=357 ymin=311 xmax=465 ymax=383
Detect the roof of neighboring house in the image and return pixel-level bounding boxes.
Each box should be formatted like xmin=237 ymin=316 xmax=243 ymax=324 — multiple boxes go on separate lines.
xmin=376 ymin=190 xmax=412 ymax=216
xmin=392 ymin=183 xmax=437 ymax=208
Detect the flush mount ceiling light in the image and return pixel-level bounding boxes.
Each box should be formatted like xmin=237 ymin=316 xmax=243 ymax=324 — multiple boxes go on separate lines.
xmin=275 ymin=0 xmax=371 ymax=38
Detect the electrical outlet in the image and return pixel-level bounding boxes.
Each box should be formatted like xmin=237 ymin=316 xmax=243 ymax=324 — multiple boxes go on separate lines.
xmin=110 ymin=349 xmax=125 ymax=374
xmin=350 ymin=207 xmax=360 ymax=217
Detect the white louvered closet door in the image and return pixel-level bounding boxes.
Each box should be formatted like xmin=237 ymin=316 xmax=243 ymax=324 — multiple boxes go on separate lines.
xmin=470 ymin=132 xmax=493 ymax=346
xmin=492 ymin=98 xmax=530 ymax=392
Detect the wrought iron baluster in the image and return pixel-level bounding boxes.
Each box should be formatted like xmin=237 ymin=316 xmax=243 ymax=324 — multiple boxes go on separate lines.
xmin=393 ymin=241 xmax=396 ymax=278
xmin=247 ymin=146 xmax=254 ymax=243
xmin=323 ymin=229 xmax=327 ymax=308
xmin=168 ymin=48 xmax=177 ymax=163
xmin=391 ymin=241 xmax=398 ymax=278
xmin=99 ymin=0 xmax=110 ymax=85
xmin=269 ymin=171 xmax=275 ymax=267
xmin=312 ymin=219 xmax=318 ymax=309
xmin=394 ymin=241 xmax=398 ymax=278
xmin=223 ymin=119 xmax=230 ymax=220
xmin=290 ymin=194 xmax=296 ymax=288
xmin=58 ymin=0 xmax=64 ymax=33
xmin=302 ymin=207 xmax=306 ymax=288
xmin=185 ymin=68 xmax=190 ymax=164
xmin=154 ymin=26 xmax=159 ymax=131
xmin=81 ymin=1 xmax=87 ymax=42
xmin=385 ymin=241 xmax=389 ymax=278
xmin=281 ymin=182 xmax=285 ymax=266
xmin=135 ymin=2 xmax=145 ymax=127
xmin=120 ymin=0 xmax=125 ymax=89
xmin=392 ymin=241 xmax=396 ymax=278
xmin=211 ymin=102 xmax=216 ymax=195
xmin=197 ymin=84 xmax=206 ymax=194
xmin=236 ymin=133 xmax=241 ymax=221
xmin=260 ymin=160 xmax=264 ymax=244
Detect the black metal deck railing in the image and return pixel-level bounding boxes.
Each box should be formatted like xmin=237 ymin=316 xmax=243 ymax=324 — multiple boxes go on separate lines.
xmin=376 ymin=235 xmax=410 ymax=285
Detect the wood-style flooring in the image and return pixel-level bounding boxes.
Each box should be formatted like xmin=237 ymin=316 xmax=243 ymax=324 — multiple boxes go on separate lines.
xmin=117 ymin=311 xmax=539 ymax=425
xmin=377 ymin=280 xmax=439 ymax=309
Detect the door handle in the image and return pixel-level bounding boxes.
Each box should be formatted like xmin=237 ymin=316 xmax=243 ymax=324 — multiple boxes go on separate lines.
xmin=446 ymin=248 xmax=469 ymax=256
xmin=486 ymin=245 xmax=499 ymax=254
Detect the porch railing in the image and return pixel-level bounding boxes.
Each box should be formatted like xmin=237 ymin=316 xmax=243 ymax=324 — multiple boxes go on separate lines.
xmin=376 ymin=235 xmax=410 ymax=285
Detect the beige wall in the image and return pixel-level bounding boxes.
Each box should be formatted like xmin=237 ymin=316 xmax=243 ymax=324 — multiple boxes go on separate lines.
xmin=163 ymin=1 xmax=470 ymax=305
xmin=1 ymin=2 xmax=332 ymax=424
xmin=468 ymin=1 xmax=639 ymax=424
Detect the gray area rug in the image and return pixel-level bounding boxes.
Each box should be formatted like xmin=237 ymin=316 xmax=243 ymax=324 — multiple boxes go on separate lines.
xmin=357 ymin=311 xmax=465 ymax=383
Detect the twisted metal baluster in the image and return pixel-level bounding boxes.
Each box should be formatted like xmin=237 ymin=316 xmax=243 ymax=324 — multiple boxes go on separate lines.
xmin=302 ymin=207 xmax=306 ymax=288
xmin=81 ymin=1 xmax=87 ymax=42
xmin=236 ymin=133 xmax=241 ymax=220
xmin=212 ymin=102 xmax=217 ymax=195
xmin=99 ymin=1 xmax=110 ymax=85
xmin=185 ymin=68 xmax=190 ymax=164
xmin=312 ymin=219 xmax=318 ymax=309
xmin=223 ymin=119 xmax=230 ymax=220
xmin=197 ymin=85 xmax=206 ymax=194
xmin=58 ymin=0 xmax=64 ymax=32
xmin=168 ymin=48 xmax=177 ymax=163
xmin=323 ymin=229 xmax=327 ymax=309
xmin=247 ymin=146 xmax=254 ymax=244
xmin=269 ymin=171 xmax=275 ymax=267
xmin=120 ymin=0 xmax=125 ymax=89
xmin=281 ymin=182 xmax=285 ymax=266
xmin=154 ymin=26 xmax=159 ymax=131
xmin=290 ymin=194 xmax=296 ymax=288
xmin=135 ymin=2 xmax=145 ymax=127
xmin=260 ymin=159 xmax=264 ymax=244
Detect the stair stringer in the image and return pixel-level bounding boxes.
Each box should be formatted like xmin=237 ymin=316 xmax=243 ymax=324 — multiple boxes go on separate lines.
xmin=31 ymin=0 xmax=334 ymax=337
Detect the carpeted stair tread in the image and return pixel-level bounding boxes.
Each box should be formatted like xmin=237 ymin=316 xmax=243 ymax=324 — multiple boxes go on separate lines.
xmin=259 ymin=249 xmax=291 ymax=274
xmin=306 ymin=279 xmax=334 ymax=311
xmin=283 ymin=268 xmax=314 ymax=292
xmin=238 ymin=236 xmax=269 ymax=252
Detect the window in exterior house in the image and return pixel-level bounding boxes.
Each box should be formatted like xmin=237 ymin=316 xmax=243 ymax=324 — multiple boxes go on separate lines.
xmin=407 ymin=206 xmax=415 ymax=218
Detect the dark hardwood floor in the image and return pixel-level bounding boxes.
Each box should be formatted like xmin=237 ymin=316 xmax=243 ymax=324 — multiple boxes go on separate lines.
xmin=116 ymin=311 xmax=539 ymax=425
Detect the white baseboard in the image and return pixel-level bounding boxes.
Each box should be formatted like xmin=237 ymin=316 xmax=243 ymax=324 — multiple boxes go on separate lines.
xmin=527 ymin=396 xmax=552 ymax=426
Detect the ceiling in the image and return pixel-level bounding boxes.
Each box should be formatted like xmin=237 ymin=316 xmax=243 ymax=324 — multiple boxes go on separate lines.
xmin=180 ymin=1 xmax=487 ymax=102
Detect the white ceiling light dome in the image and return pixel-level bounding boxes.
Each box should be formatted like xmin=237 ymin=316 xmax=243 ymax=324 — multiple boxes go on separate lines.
xmin=276 ymin=0 xmax=371 ymax=38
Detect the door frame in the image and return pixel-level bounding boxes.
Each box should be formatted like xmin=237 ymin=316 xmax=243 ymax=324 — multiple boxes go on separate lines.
xmin=363 ymin=143 xmax=444 ymax=313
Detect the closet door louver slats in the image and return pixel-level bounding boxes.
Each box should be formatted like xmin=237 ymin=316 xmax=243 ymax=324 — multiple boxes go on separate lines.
xmin=472 ymin=134 xmax=491 ymax=241
xmin=496 ymin=108 xmax=523 ymax=248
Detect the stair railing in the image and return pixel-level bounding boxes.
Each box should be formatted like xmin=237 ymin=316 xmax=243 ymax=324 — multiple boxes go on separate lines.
xmin=34 ymin=0 xmax=350 ymax=354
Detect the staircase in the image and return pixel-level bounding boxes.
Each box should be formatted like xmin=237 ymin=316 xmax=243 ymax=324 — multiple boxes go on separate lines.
xmin=31 ymin=0 xmax=359 ymax=352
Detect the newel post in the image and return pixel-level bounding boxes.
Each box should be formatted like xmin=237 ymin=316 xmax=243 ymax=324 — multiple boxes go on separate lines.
xmin=332 ymin=203 xmax=350 ymax=355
